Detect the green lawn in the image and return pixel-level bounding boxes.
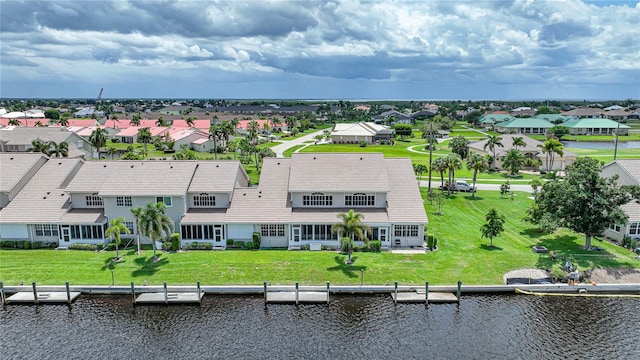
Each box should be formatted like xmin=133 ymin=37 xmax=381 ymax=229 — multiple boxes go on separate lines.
xmin=1 ymin=192 xmax=636 ymax=286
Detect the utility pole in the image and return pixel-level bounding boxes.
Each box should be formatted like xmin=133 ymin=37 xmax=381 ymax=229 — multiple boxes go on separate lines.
xmin=613 ymin=119 xmax=620 ymax=161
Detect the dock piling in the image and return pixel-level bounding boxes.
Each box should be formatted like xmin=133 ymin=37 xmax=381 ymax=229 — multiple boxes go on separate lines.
xmin=327 ymin=281 xmax=330 ymax=304
xmin=263 ymin=281 xmax=267 ymax=304
xmin=66 ymin=282 xmax=71 ymax=305
xmin=360 ymin=269 xmax=364 ymax=286
xmin=164 ymin=282 xmax=168 ymax=305
xmin=425 ymin=281 xmax=429 ymax=304
xmin=32 ymin=282 xmax=38 ymax=305
xmin=197 ymin=281 xmax=201 ymax=304
xmin=394 ymin=281 xmax=398 ymax=304
xmin=457 ymin=281 xmax=462 ymax=302
xmin=131 ymin=282 xmax=135 ymax=305
xmin=0 ymin=281 xmax=5 ymax=306
xmin=295 ymin=282 xmax=299 ymax=306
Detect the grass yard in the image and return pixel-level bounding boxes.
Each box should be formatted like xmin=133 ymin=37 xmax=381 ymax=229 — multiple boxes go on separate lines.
xmin=2 ymin=192 xmax=637 ymax=287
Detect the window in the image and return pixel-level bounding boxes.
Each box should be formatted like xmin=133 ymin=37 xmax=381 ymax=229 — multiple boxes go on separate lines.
xmin=345 ymin=193 xmax=375 ymax=207
xmin=194 ymin=195 xmax=216 ymax=207
xmin=156 ymin=196 xmax=172 ymax=207
xmin=116 ymin=196 xmax=132 ymax=207
xmin=123 ymin=222 xmax=134 ymax=235
xmin=394 ymin=225 xmax=419 ymax=237
xmin=609 ymin=223 xmax=621 ymax=232
xmin=260 ymin=224 xmax=286 ymax=237
xmin=182 ymin=225 xmax=202 ymax=240
xmin=69 ymin=225 xmax=103 ymax=239
xmin=298 ymin=224 xmax=334 ymax=241
xmin=86 ymin=195 xmax=103 ymax=206
xmin=34 ymin=224 xmax=59 ymax=237
xmin=77 ymin=141 xmax=83 ymax=149
xmin=302 ymin=192 xmax=333 ymax=206
xmin=629 ymin=222 xmax=639 ymax=235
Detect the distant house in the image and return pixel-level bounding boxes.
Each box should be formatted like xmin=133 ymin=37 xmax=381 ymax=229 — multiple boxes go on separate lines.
xmin=74 ymin=107 xmax=103 ymax=118
xmin=478 ymin=114 xmax=515 ymax=128
xmin=115 ymin=126 xmax=168 ymax=144
xmin=372 ymin=110 xmax=413 ymax=124
xmin=159 ymin=106 xmax=200 ymax=116
xmin=331 ymin=122 xmax=393 ymax=144
xmin=494 ymin=117 xmax=554 ymax=135
xmin=561 ymin=107 xmax=605 ymax=118
xmin=600 ymin=160 xmax=640 ymax=242
xmin=467 ymin=134 xmax=576 ymax=171
xmin=561 ymin=118 xmax=629 ymax=136
xmin=0 ymin=127 xmax=93 ymax=158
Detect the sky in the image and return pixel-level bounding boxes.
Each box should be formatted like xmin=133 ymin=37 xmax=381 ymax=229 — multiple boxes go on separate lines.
xmin=0 ymin=0 xmax=639 ymax=100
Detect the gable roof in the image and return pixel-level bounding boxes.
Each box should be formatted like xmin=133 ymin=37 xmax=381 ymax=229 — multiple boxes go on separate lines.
xmin=479 ymin=114 xmax=515 ymax=124
xmin=0 ymin=153 xmax=47 ymax=193
xmin=188 ymin=161 xmax=248 ymax=193
xmin=562 ymin=118 xmax=630 ymax=129
xmin=602 ymin=160 xmax=640 ymax=185
xmin=0 ymin=126 xmax=83 ymax=145
xmin=332 ymin=122 xmax=389 ymax=136
xmin=495 ymin=118 xmax=554 ymax=128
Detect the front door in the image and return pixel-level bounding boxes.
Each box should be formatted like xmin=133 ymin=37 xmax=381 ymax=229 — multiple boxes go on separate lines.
xmin=292 ymin=226 xmax=301 ymax=242
xmin=379 ymin=228 xmax=387 ymax=243
xmin=61 ymin=226 xmax=70 ymax=242
xmin=214 ymin=226 xmax=223 ymax=244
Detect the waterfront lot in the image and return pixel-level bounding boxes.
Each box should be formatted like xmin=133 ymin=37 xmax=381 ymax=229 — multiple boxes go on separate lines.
xmin=1 ymin=192 xmax=637 ymax=286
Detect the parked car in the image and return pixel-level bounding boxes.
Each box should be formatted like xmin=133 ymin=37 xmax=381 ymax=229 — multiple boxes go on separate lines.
xmin=440 ymin=180 xmax=476 ymax=192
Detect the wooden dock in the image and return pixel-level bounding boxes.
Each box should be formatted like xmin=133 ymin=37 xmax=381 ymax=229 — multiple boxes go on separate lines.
xmin=6 ymin=291 xmax=81 ymax=304
xmin=266 ymin=291 xmax=329 ymax=304
xmin=135 ymin=292 xmax=204 ymax=305
xmin=392 ymin=291 xmax=458 ymax=304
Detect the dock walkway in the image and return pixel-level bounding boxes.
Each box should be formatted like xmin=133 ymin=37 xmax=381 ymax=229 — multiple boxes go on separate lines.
xmin=135 ymin=292 xmax=204 ymax=305
xmin=6 ymin=291 xmax=81 ymax=304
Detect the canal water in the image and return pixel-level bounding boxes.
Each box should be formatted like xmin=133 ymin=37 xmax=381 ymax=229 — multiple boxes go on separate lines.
xmin=562 ymin=140 xmax=640 ymax=149
xmin=1 ymin=294 xmax=639 ymax=359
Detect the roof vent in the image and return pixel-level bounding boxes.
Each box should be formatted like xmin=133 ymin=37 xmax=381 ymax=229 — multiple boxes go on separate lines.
xmin=58 ymin=162 xmax=62 ymax=165
xmin=10 ymin=157 xmax=14 ymax=160
xmin=47 ymin=191 xmax=50 ymax=194
xmin=170 ymin=165 xmax=173 ymax=169
xmin=313 ymin=157 xmax=316 ymax=160
xmin=360 ymin=157 xmax=363 ymax=160
xmin=277 ymin=162 xmax=280 ymax=165
xmin=43 ymin=196 xmax=47 ymax=199
xmin=131 ymin=165 xmax=134 ymax=168
xmin=216 ymin=164 xmax=219 ymax=168
xmin=243 ymin=193 xmax=246 ymax=196
xmin=258 ymin=195 xmax=261 ymax=198
xmin=103 ymin=165 xmax=107 ymax=168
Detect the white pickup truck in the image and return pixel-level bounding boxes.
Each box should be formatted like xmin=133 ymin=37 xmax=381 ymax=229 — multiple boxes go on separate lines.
xmin=440 ymin=180 xmax=477 ymax=192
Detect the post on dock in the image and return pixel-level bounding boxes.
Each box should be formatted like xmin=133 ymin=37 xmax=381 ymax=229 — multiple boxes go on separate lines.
xmin=164 ymin=282 xmax=168 ymax=305
xmin=263 ymin=281 xmax=267 ymax=304
xmin=456 ymin=280 xmax=462 ymax=303
xmin=425 ymin=281 xmax=429 ymax=304
xmin=32 ymin=282 xmax=38 ymax=305
xmin=130 ymin=282 xmax=136 ymax=305
xmin=326 ymin=281 xmax=330 ymax=304
xmin=360 ymin=269 xmax=364 ymax=286
xmin=295 ymin=282 xmax=299 ymax=306
xmin=65 ymin=281 xmax=71 ymax=305
xmin=394 ymin=281 xmax=398 ymax=304
xmin=0 ymin=281 xmax=5 ymax=306
xmin=197 ymin=281 xmax=201 ymax=304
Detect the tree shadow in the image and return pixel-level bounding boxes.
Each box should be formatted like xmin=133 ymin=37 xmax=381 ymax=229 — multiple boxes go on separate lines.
xmin=479 ymin=244 xmax=503 ymax=251
xmin=519 ymin=228 xmax=548 ymax=239
xmin=131 ymin=256 xmax=169 ymax=277
xmin=464 ymin=195 xmax=484 ymax=201
xmin=327 ymin=256 xmax=367 ymax=278
xmin=101 ymin=257 xmax=118 ymax=271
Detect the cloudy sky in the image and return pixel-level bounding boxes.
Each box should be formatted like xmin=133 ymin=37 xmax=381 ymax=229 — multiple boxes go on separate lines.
xmin=1 ymin=0 xmax=638 ymax=100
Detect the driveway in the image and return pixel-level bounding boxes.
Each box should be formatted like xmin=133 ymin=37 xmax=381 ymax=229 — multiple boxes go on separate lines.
xmin=271 ymin=129 xmax=327 ymax=158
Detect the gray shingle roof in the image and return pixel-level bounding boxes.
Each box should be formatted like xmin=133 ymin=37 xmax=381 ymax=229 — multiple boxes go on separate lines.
xmin=188 ymin=161 xmax=247 ymax=193
xmin=97 ymin=161 xmax=198 ymax=196
xmin=0 ymin=126 xmax=80 ymax=145
xmin=385 ymin=159 xmax=428 ymax=223
xmin=0 ymin=153 xmax=47 ymax=192
xmin=608 ymin=160 xmax=640 ymax=184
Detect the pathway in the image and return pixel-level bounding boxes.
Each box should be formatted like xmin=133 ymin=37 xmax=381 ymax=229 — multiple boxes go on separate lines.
xmin=271 ymin=129 xmax=327 ymax=158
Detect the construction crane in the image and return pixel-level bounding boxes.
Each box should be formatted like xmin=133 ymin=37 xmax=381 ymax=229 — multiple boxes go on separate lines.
xmin=95 ymin=88 xmax=104 ymax=119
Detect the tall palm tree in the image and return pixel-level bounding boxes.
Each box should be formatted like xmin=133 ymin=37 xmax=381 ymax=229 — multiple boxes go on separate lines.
xmin=483 ymin=135 xmax=504 ymax=170
xmin=247 ymin=120 xmax=260 ymax=145
xmin=106 ymin=146 xmax=118 ymax=160
xmin=156 ymin=116 xmax=167 ymax=127
xmin=105 ymin=217 xmax=130 ymax=261
xmin=137 ymin=127 xmax=152 ymax=155
xmin=421 ymin=121 xmax=438 ymax=192
xmin=538 ymin=138 xmax=564 ymax=171
xmin=48 ymin=141 xmax=69 ymax=158
xmin=8 ymin=118 xmax=20 ymax=126
xmin=501 ymin=149 xmax=526 ymax=176
xmin=130 ymin=207 xmax=144 ymax=256
xmin=57 ymin=118 xmax=70 ymax=127
xmin=130 ymin=113 xmax=142 ymax=127
xmin=140 ymin=202 xmax=174 ymax=262
xmin=466 ymin=153 xmax=488 ymax=198
xmin=89 ymin=127 xmax=108 ymax=159
xmin=331 ymin=209 xmax=371 ymax=265
xmin=512 ymin=136 xmax=525 ymax=150
xmin=285 ymin=116 xmax=297 ymax=131
xmin=185 ymin=116 xmax=195 ymax=127
xmin=432 ymin=157 xmax=448 ymax=188
xmin=445 ymin=154 xmax=463 ymax=195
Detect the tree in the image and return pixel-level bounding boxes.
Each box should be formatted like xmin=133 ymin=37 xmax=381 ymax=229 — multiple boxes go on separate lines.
xmin=548 ymin=125 xmax=570 ymax=139
xmin=8 ymin=118 xmax=20 ymax=126
xmin=106 ymin=146 xmax=118 ymax=160
xmin=480 ymin=208 xmax=505 ymax=247
xmin=413 ymin=164 xmax=427 ymax=183
xmin=525 ymin=157 xmax=638 ymax=249
xmin=512 ymin=136 xmax=525 ymax=150
xmin=464 ymin=110 xmax=483 ymax=126
xmin=535 ymin=106 xmax=558 ymax=115
xmin=130 ymin=207 xmax=144 ymax=256
xmin=466 ymin=153 xmax=488 ymax=198
xmin=331 ymin=210 xmax=371 ymax=265
xmin=156 ymin=116 xmax=167 ymax=127
xmin=137 ymin=127 xmax=152 ymax=155
xmin=448 ymin=135 xmax=469 ymax=159
xmin=538 ymin=138 xmax=563 ymax=171
xmin=139 ymin=202 xmax=174 ymax=262
xmin=185 ymin=116 xmax=196 ymax=127
xmin=44 ymin=109 xmax=60 ymax=120
xmin=499 ymin=181 xmax=511 ymax=197
xmin=483 ymin=135 xmax=503 ymax=170
xmin=421 ymin=121 xmax=438 ymax=192
xmin=130 ymin=113 xmax=142 ymax=127
xmin=501 ymin=149 xmax=526 ymax=176
xmin=445 ymin=153 xmax=462 ymax=194
xmin=285 ymin=116 xmax=297 ymax=131
xmin=89 ymin=127 xmax=108 ymax=159
xmin=432 ymin=157 xmax=448 ymax=188
xmin=57 ymin=118 xmax=69 ymax=127
xmin=529 ymin=178 xmax=544 ymax=201
xmin=247 ymin=120 xmax=260 ymax=145
xmin=394 ymin=123 xmax=412 ymax=140
xmin=48 ymin=141 xmax=69 ymax=158
xmin=105 ymin=217 xmax=130 ymax=261
xmin=28 ymin=139 xmax=51 ymax=154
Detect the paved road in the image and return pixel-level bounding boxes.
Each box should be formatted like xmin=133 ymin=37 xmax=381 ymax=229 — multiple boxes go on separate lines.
xmin=418 ymin=181 xmax=532 ymax=193
xmin=271 ymin=129 xmax=327 ymax=158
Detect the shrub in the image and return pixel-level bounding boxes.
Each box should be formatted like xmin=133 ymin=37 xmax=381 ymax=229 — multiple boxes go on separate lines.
xmin=33 ymin=241 xmax=43 ymax=249
xmin=69 ymin=243 xmax=98 ymax=251
xmin=233 ymin=240 xmax=245 ymax=248
xmin=301 ymin=244 xmax=310 ymax=251
xmin=23 ymin=241 xmax=31 ymax=249
xmin=321 ymin=245 xmax=333 ymax=251
xmin=161 ymin=241 xmax=172 ymax=251
xmin=359 ymin=141 xmax=368 ymax=147
xmin=427 ymin=236 xmax=438 ymax=250
xmin=353 ymin=245 xmax=364 ymax=252
xmin=252 ymin=232 xmax=261 ymax=249
xmin=170 ymin=233 xmax=180 ymax=251
xmin=106 ymin=242 xmax=116 ymax=251
xmin=226 ymin=239 xmax=234 ymax=246
xmin=0 ymin=240 xmax=20 ymax=249
xmin=369 ymin=240 xmax=382 ymax=252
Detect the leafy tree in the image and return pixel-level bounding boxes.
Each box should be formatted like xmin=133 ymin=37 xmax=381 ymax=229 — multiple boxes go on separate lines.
xmin=140 ymin=202 xmax=174 ymax=262
xmin=421 ymin=121 xmax=438 ymax=191
xmin=156 ymin=116 xmax=167 ymax=127
xmin=538 ymin=138 xmax=563 ymax=171
xmin=525 ymin=157 xmax=638 ymax=249
xmin=483 ymin=135 xmax=503 ymax=170
xmin=501 ymin=149 xmax=526 ymax=175
xmin=106 ymin=146 xmax=118 ymax=160
xmin=499 ymin=181 xmax=511 ymax=197
xmin=89 ymin=127 xmax=108 ymax=159
xmin=480 ymin=208 xmax=505 ymax=247
xmin=448 ymin=135 xmax=469 ymax=159
xmin=394 ymin=123 xmax=412 ymax=140
xmin=44 ymin=109 xmax=60 ymax=120
xmin=130 ymin=113 xmax=142 ymax=126
xmin=331 ymin=209 xmax=371 ymax=265
xmin=28 ymin=139 xmax=51 ymax=154
xmin=57 ymin=117 xmax=70 ymax=127
xmin=535 ymin=106 xmax=558 ymax=115
xmin=105 ymin=217 xmax=130 ymax=261
xmin=548 ymin=125 xmax=570 ymax=139
xmin=464 ymin=110 xmax=483 ymax=126
xmin=247 ymin=120 xmax=260 ymax=145
xmin=466 ymin=153 xmax=488 ymax=198
xmin=529 ymin=178 xmax=544 ymax=201
xmin=432 ymin=157 xmax=448 ymax=188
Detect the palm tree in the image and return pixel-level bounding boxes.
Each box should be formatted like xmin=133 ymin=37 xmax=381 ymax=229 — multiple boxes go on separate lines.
xmin=106 ymin=146 xmax=118 ymax=160
xmin=105 ymin=217 xmax=130 ymax=261
xmin=137 ymin=127 xmax=152 ymax=155
xmin=483 ymin=135 xmax=504 ymax=170
xmin=422 ymin=121 xmax=438 ymax=192
xmin=35 ymin=120 xmax=45 ymax=127
xmin=48 ymin=141 xmax=69 ymax=157
xmin=139 ymin=202 xmax=174 ymax=262
xmin=331 ymin=209 xmax=371 ymax=265
xmin=413 ymin=164 xmax=428 ymax=183
xmin=156 ymin=116 xmax=167 ymax=127
xmin=512 ymin=136 xmax=525 ymax=150
xmin=130 ymin=207 xmax=144 ymax=256
xmin=432 ymin=157 xmax=448 ymax=188
xmin=247 ymin=120 xmax=260 ymax=145
xmin=57 ymin=118 xmax=70 ymax=127
xmin=466 ymin=153 xmax=488 ymax=198
xmin=538 ymin=138 xmax=564 ymax=171
xmin=89 ymin=127 xmax=108 ymax=159
xmin=185 ymin=116 xmax=195 ymax=127
xmin=130 ymin=113 xmax=142 ymax=127
xmin=445 ymin=154 xmax=463 ymax=194
xmin=8 ymin=118 xmax=20 ymax=126
xmin=28 ymin=139 xmax=51 ymax=154
xmin=501 ymin=149 xmax=526 ymax=176
xmin=285 ymin=116 xmax=297 ymax=131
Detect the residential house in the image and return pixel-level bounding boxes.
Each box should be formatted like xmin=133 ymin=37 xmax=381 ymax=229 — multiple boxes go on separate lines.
xmin=467 ymin=134 xmax=576 ymax=171
xmin=600 ymin=160 xmax=640 ymax=242
xmin=0 ymin=127 xmax=93 ymax=158
xmin=331 ymin=122 xmax=393 ymax=144
xmin=561 ymin=107 xmax=605 ymax=118
xmin=561 ymin=118 xmax=630 ymax=136
xmin=115 ymin=126 xmax=168 ymax=144
xmin=494 ymin=117 xmax=554 ymax=135
xmin=0 ymin=153 xmax=48 ymax=208
xmin=372 ymin=110 xmax=413 ymax=124
xmin=478 ymin=114 xmax=516 ymax=128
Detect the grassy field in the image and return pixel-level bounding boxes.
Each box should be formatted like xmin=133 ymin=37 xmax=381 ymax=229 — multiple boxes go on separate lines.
xmin=1 ymin=192 xmax=636 ymax=286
